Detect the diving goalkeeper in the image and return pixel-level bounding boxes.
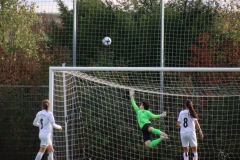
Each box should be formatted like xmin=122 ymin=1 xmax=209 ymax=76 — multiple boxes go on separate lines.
xmin=129 ymin=89 xmax=168 ymax=148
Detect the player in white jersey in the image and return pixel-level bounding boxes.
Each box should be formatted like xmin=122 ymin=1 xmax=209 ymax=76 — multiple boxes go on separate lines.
xmin=177 ymin=99 xmax=204 ymax=160
xmin=33 ymin=99 xmax=62 ymax=160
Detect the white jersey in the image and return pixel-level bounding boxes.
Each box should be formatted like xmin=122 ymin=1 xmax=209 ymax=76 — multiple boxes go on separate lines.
xmin=33 ymin=110 xmax=61 ymax=139
xmin=177 ymin=109 xmax=197 ymax=134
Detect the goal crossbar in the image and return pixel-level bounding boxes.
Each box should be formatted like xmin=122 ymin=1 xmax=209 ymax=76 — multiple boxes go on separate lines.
xmin=49 ymin=67 xmax=240 ymax=72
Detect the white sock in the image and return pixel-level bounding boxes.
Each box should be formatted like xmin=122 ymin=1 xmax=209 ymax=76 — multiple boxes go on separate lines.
xmin=193 ymin=152 xmax=198 ymax=160
xmin=35 ymin=152 xmax=43 ymax=160
xmin=48 ymin=152 xmax=54 ymax=160
xmin=183 ymin=152 xmax=189 ymax=160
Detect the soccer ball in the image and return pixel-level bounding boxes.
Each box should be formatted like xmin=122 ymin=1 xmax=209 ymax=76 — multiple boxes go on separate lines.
xmin=102 ymin=37 xmax=112 ymax=46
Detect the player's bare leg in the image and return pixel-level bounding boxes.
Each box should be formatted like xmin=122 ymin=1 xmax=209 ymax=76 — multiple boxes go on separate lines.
xmin=183 ymin=147 xmax=189 ymax=160
xmin=35 ymin=147 xmax=46 ymax=160
xmin=145 ymin=140 xmax=151 ymax=148
xmin=47 ymin=145 xmax=54 ymax=160
xmin=192 ymin=146 xmax=198 ymax=160
xmin=147 ymin=127 xmax=168 ymax=148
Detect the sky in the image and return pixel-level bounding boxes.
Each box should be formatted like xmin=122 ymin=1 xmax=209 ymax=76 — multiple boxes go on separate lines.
xmin=29 ymin=0 xmax=73 ymax=13
xmin=28 ymin=0 xmax=239 ymax=13
xmin=29 ymin=0 xmax=117 ymax=13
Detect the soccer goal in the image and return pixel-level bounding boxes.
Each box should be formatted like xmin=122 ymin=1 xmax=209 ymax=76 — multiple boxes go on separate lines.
xmin=49 ymin=67 xmax=240 ymax=160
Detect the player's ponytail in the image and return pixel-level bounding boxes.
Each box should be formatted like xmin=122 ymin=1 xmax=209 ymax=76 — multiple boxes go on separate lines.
xmin=185 ymin=99 xmax=198 ymax=119
xmin=42 ymin=99 xmax=50 ymax=111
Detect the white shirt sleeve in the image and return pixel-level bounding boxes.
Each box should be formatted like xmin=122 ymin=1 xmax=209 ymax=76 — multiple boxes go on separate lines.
xmin=51 ymin=123 xmax=62 ymax=130
xmin=33 ymin=115 xmax=39 ymax=127
xmin=48 ymin=112 xmax=62 ymax=130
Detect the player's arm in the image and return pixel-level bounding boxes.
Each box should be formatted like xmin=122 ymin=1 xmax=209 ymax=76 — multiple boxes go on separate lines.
xmin=149 ymin=111 xmax=167 ymax=119
xmin=176 ymin=114 xmax=181 ymax=128
xmin=176 ymin=121 xmax=181 ymax=128
xmin=195 ymin=120 xmax=204 ymax=139
xmin=129 ymin=89 xmax=139 ymax=112
xmin=149 ymin=112 xmax=160 ymax=119
xmin=49 ymin=112 xmax=62 ymax=131
xmin=51 ymin=122 xmax=62 ymax=130
xmin=33 ymin=115 xmax=39 ymax=127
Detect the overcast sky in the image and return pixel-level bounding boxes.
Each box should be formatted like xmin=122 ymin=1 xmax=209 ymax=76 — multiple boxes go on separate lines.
xmin=29 ymin=0 xmax=73 ymax=13
xmin=28 ymin=0 xmax=239 ymax=13
xmin=29 ymin=0 xmax=118 ymax=13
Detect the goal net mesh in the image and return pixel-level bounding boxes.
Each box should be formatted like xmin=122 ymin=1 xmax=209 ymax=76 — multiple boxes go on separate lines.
xmin=51 ymin=68 xmax=240 ymax=160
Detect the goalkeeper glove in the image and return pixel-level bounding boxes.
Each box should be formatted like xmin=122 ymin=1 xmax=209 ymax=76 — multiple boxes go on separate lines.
xmin=129 ymin=89 xmax=135 ymax=97
xmin=160 ymin=111 xmax=167 ymax=117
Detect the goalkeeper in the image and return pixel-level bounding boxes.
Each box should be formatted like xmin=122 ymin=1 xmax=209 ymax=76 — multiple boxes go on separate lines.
xmin=129 ymin=89 xmax=168 ymax=148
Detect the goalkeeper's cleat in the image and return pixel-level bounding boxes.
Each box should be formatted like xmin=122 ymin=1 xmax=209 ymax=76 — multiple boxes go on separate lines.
xmin=160 ymin=135 xmax=169 ymax=140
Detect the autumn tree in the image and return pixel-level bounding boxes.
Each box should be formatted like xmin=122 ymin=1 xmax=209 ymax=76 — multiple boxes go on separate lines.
xmin=0 ymin=0 xmax=71 ymax=85
xmin=0 ymin=0 xmax=42 ymax=54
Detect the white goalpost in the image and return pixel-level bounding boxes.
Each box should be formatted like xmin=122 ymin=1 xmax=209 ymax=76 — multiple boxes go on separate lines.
xmin=49 ymin=67 xmax=240 ymax=160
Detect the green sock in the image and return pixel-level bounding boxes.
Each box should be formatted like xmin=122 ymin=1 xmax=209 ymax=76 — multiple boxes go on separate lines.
xmin=151 ymin=128 xmax=162 ymax=135
xmin=149 ymin=138 xmax=162 ymax=148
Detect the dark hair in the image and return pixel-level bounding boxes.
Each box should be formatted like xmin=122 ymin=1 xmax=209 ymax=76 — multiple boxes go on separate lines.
xmin=142 ymin=101 xmax=149 ymax=110
xmin=185 ymin=99 xmax=198 ymax=119
xmin=42 ymin=99 xmax=50 ymax=111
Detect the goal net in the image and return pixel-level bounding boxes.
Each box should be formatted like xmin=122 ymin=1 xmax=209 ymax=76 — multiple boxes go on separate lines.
xmin=49 ymin=67 xmax=240 ymax=160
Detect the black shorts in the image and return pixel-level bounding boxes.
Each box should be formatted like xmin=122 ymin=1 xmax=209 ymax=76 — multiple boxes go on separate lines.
xmin=141 ymin=123 xmax=153 ymax=142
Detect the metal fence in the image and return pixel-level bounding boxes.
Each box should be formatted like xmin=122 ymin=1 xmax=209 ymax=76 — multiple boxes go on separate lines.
xmin=0 ymin=86 xmax=49 ymax=160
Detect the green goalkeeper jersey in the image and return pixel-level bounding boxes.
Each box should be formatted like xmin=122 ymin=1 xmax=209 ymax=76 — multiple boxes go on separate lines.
xmin=131 ymin=98 xmax=160 ymax=129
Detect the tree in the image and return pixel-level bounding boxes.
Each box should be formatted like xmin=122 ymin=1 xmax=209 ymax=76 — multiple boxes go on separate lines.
xmin=164 ymin=0 xmax=219 ymax=67
xmin=52 ymin=0 xmax=164 ymax=67
xmin=214 ymin=11 xmax=240 ymax=42
xmin=0 ymin=0 xmax=71 ymax=85
xmin=0 ymin=0 xmax=43 ymax=54
xmin=0 ymin=0 xmax=44 ymax=85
